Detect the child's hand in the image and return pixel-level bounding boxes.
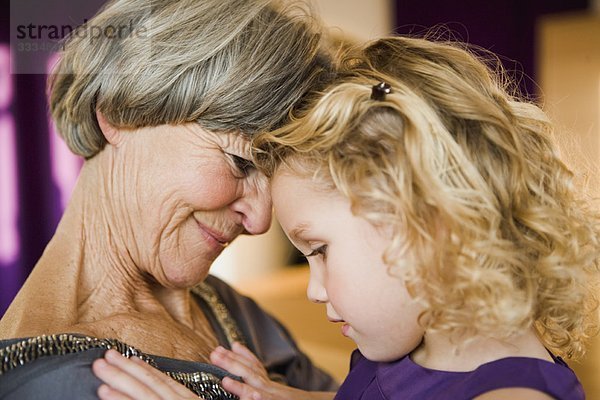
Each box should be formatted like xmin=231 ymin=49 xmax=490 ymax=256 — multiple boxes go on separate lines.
xmin=210 ymin=342 xmax=334 ymax=400
xmin=92 ymin=349 xmax=200 ymax=400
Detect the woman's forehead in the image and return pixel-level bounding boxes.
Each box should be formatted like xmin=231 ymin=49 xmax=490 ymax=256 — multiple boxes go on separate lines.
xmin=179 ymin=124 xmax=252 ymax=154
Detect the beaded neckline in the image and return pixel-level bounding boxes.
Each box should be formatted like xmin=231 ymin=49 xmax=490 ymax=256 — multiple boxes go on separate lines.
xmin=0 ymin=281 xmax=245 ymax=399
xmin=0 ymin=333 xmax=236 ymax=399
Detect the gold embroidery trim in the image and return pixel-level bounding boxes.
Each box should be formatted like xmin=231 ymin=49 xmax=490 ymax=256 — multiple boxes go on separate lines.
xmin=0 ymin=282 xmax=245 ymax=398
xmin=192 ymin=282 xmax=246 ymax=347
xmin=0 ymin=334 xmax=238 ymax=399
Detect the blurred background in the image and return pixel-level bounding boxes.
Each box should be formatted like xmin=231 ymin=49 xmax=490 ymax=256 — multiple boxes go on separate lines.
xmin=1 ymin=0 xmax=599 ymax=394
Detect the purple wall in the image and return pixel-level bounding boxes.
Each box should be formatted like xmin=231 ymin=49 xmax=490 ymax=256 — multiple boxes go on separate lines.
xmin=393 ymin=0 xmax=589 ymax=98
xmin=1 ymin=0 xmax=103 ymax=316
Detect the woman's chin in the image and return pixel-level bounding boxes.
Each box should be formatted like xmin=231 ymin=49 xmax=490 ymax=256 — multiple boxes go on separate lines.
xmin=159 ymin=255 xmax=213 ymax=289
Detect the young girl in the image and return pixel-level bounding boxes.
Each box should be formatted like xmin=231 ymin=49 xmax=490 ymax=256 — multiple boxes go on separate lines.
xmin=93 ymin=36 xmax=600 ymax=400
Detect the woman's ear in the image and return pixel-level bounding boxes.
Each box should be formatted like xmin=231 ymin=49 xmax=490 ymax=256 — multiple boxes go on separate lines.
xmin=96 ymin=110 xmax=122 ymax=145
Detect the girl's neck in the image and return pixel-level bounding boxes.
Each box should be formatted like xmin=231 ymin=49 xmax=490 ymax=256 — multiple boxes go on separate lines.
xmin=410 ymin=327 xmax=554 ymax=372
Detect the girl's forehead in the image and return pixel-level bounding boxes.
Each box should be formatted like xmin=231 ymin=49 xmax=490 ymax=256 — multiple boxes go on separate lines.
xmin=270 ymin=166 xmax=325 ymax=192
xmin=270 ymin=164 xmax=302 ymax=187
xmin=271 ymin=168 xmax=347 ymax=213
xmin=270 ymin=167 xmax=303 ymax=194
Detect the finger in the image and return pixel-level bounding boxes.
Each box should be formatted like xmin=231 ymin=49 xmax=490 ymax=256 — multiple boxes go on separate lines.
xmin=98 ymin=384 xmax=133 ymax=400
xmin=128 ymin=356 xmax=198 ymax=398
xmin=103 ymin=350 xmax=196 ymax=398
xmin=221 ymin=376 xmax=263 ymax=400
xmin=231 ymin=342 xmax=265 ymax=367
xmin=211 ymin=346 xmax=256 ymax=372
xmin=211 ymin=351 xmax=270 ymax=390
xmin=93 ymin=358 xmax=162 ymax=400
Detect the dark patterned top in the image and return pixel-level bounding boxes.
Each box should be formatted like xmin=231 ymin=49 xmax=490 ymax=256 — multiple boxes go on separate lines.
xmin=0 ymin=275 xmax=337 ymax=399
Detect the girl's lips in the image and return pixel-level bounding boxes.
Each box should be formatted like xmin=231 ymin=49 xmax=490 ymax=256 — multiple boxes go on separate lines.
xmin=327 ymin=316 xmax=349 ymax=336
xmin=341 ymin=323 xmax=350 ymax=337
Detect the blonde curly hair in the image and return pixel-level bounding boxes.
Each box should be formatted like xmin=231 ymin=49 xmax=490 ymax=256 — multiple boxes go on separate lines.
xmin=254 ymin=36 xmax=600 ymax=359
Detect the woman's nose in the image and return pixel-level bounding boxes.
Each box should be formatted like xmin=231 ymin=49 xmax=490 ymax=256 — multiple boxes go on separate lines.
xmin=230 ymin=174 xmax=272 ymax=234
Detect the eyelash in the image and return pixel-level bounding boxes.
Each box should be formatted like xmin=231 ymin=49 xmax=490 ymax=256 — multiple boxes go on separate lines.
xmin=304 ymin=245 xmax=328 ymax=259
xmin=229 ymin=154 xmax=255 ymax=176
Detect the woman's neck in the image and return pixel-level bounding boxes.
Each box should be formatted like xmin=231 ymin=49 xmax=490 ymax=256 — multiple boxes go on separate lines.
xmin=410 ymin=327 xmax=554 ymax=372
xmin=0 ymin=157 xmax=198 ymax=339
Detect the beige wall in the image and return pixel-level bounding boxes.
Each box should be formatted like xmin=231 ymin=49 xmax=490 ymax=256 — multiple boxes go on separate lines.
xmin=538 ymin=13 xmax=600 ymax=195
xmin=312 ymin=0 xmax=394 ymax=41
xmin=538 ymin=11 xmax=600 ymax=398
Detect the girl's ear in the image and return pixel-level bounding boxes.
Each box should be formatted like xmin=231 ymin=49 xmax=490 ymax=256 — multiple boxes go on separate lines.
xmin=96 ymin=110 xmax=122 ymax=145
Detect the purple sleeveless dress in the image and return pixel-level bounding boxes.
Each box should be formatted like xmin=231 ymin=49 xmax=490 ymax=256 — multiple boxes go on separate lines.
xmin=335 ymin=350 xmax=585 ymax=399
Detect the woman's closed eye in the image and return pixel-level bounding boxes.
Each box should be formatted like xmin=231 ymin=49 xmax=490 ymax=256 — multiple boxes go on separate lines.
xmin=228 ymin=154 xmax=256 ymax=177
xmin=304 ymin=245 xmax=328 ymax=259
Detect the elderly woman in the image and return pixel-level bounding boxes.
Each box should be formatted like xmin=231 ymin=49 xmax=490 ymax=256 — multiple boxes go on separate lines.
xmin=0 ymin=0 xmax=336 ymax=398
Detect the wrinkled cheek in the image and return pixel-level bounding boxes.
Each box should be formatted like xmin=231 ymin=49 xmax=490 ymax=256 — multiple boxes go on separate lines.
xmin=154 ymin=220 xmax=211 ymax=288
xmin=192 ymin=168 xmax=240 ymax=210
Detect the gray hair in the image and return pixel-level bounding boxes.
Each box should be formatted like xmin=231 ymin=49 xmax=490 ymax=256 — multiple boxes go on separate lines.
xmin=49 ymin=0 xmax=332 ymax=158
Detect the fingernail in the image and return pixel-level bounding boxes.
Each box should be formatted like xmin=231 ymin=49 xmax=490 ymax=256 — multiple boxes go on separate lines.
xmin=98 ymin=384 xmax=111 ymax=397
xmin=105 ymin=349 xmax=122 ymax=362
xmin=95 ymin=359 xmax=108 ymax=368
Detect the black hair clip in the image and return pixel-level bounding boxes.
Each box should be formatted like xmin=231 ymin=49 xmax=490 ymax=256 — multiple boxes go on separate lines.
xmin=371 ymin=82 xmax=392 ymax=101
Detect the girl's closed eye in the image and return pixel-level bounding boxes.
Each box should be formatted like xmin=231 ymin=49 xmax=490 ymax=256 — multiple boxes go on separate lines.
xmin=304 ymin=245 xmax=328 ymax=259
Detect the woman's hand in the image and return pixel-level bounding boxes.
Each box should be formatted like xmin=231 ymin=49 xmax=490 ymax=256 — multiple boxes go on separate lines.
xmin=92 ymin=349 xmax=199 ymax=400
xmin=210 ymin=342 xmax=335 ymax=400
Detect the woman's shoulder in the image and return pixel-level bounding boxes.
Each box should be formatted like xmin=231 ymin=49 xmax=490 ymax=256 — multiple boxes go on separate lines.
xmin=0 ymin=335 xmax=109 ymax=399
xmin=0 ymin=334 xmax=236 ymax=400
